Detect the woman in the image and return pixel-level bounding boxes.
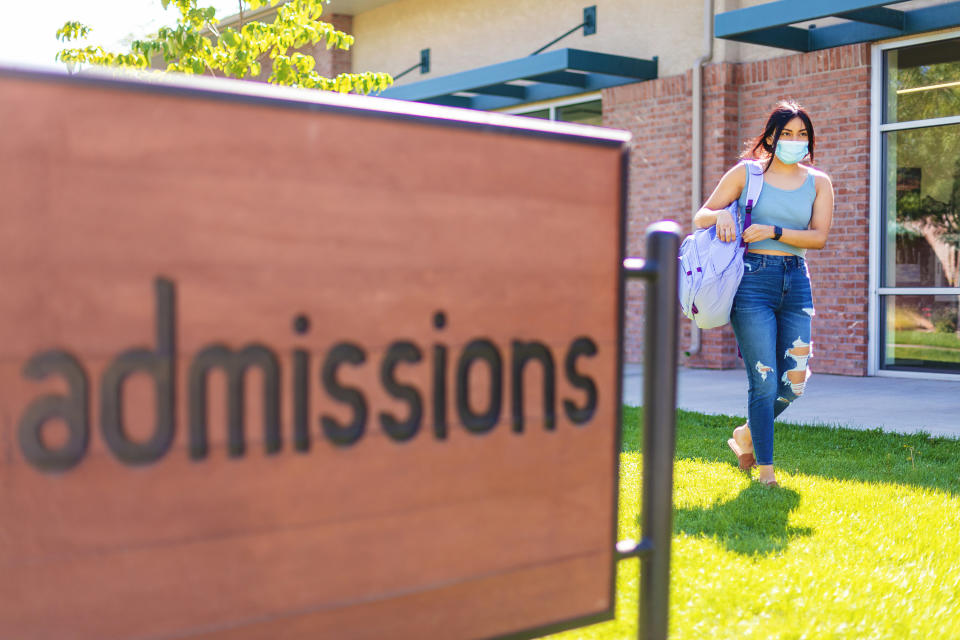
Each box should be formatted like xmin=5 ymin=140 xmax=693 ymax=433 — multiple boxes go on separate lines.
xmin=693 ymin=101 xmax=834 ymax=487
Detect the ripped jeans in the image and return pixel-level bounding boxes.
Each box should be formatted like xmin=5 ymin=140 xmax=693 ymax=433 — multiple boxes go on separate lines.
xmin=730 ymin=253 xmax=814 ymax=466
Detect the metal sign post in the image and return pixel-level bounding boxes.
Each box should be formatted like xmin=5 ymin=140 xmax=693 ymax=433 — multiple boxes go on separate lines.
xmin=621 ymin=222 xmax=681 ymax=640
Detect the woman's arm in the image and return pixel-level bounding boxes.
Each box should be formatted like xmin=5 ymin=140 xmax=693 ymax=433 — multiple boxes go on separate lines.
xmin=693 ymin=164 xmax=747 ymax=231
xmin=742 ymin=171 xmax=834 ymax=248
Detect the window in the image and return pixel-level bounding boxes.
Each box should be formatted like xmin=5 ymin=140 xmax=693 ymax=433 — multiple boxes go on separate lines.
xmin=555 ymin=100 xmax=603 ymax=126
xmin=508 ymin=96 xmax=603 ymax=126
xmin=879 ymin=36 xmax=960 ymax=374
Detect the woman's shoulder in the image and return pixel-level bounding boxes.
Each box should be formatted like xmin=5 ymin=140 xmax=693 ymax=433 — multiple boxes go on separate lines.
xmin=720 ymin=161 xmax=750 ymax=186
xmin=802 ymin=164 xmax=832 ymax=183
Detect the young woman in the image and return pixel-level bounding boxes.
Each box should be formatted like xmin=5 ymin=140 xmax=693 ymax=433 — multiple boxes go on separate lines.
xmin=693 ymin=101 xmax=834 ymax=487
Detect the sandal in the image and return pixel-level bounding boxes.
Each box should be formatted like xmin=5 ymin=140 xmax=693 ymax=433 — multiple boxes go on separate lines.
xmin=727 ymin=437 xmax=756 ymax=471
xmin=758 ymin=478 xmax=779 ymax=488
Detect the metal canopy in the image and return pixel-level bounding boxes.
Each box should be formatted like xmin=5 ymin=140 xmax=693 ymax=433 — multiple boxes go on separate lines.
xmin=715 ymin=0 xmax=960 ymax=52
xmin=380 ymin=48 xmax=657 ymax=110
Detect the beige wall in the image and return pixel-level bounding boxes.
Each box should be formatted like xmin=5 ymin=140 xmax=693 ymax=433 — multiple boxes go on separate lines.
xmin=349 ymin=0 xmax=809 ymax=85
xmin=352 ymin=0 xmax=698 ymax=83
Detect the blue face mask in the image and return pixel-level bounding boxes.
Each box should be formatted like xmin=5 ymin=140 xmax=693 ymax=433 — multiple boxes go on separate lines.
xmin=775 ymin=140 xmax=808 ymax=164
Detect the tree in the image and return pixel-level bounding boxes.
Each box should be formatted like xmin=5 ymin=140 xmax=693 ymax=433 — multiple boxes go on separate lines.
xmin=55 ymin=0 xmax=392 ymax=95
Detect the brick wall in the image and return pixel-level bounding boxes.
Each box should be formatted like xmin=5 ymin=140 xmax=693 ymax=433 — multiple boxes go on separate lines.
xmin=604 ymin=74 xmax=692 ymax=365
xmin=686 ymin=62 xmax=743 ymax=370
xmin=605 ymin=44 xmax=872 ymax=376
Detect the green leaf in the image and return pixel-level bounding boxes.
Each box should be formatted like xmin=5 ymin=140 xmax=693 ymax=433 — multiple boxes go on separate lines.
xmin=221 ymin=29 xmax=239 ymax=47
xmin=51 ymin=0 xmax=385 ymax=94
xmin=56 ymin=21 xmax=92 ymax=43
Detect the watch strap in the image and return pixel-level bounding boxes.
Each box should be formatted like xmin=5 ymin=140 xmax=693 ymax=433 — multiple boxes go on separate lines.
xmin=773 ymin=225 xmax=783 ymax=241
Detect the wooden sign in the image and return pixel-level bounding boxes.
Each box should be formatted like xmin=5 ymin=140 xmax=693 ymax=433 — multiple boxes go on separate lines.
xmin=0 ymin=67 xmax=629 ymax=639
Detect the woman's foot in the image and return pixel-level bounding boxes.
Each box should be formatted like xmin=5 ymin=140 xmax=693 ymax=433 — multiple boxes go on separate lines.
xmin=756 ymin=464 xmax=777 ymax=487
xmin=727 ymin=423 xmax=755 ymax=470
xmin=733 ymin=424 xmax=752 ymax=450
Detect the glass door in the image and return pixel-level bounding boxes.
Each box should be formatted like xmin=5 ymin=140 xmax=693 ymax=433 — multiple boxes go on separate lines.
xmin=879 ymin=36 xmax=960 ymax=374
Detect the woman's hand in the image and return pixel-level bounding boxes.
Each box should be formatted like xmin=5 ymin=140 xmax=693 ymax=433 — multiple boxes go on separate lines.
xmin=742 ymin=224 xmax=775 ymax=243
xmin=715 ymin=210 xmax=737 ymax=243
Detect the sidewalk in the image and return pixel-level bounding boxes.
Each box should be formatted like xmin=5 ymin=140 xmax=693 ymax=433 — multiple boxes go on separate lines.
xmin=622 ymin=364 xmax=960 ymax=439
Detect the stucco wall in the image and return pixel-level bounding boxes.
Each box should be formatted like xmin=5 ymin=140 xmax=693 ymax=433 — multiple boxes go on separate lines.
xmin=347 ymin=0 xmax=812 ymax=84
xmin=353 ymin=0 xmax=701 ymax=82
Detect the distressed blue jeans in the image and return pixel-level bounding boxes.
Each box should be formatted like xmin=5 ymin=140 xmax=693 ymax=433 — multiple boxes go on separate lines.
xmin=729 ymin=253 xmax=814 ymax=466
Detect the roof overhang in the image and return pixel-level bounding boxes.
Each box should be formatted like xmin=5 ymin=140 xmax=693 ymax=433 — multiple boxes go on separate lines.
xmin=715 ymin=0 xmax=960 ymax=52
xmin=380 ymin=48 xmax=657 ymax=110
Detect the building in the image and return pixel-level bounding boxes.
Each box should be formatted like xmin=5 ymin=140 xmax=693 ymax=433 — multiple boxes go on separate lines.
xmin=263 ymin=0 xmax=960 ymax=381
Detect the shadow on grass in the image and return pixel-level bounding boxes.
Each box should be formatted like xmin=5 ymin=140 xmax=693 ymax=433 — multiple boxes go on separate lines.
xmin=621 ymin=407 xmax=960 ymax=496
xmin=672 ymin=483 xmax=814 ymax=556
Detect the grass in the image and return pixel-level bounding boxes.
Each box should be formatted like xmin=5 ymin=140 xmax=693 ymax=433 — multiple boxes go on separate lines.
xmin=543 ymin=408 xmax=960 ymax=640
xmin=892 ymin=346 xmax=960 ymax=365
xmin=889 ymin=329 xmax=960 ymax=365
xmin=892 ymin=329 xmax=960 ymax=366
xmin=894 ymin=330 xmax=960 ymax=350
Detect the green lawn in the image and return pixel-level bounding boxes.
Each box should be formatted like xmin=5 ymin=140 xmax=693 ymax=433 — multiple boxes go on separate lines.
xmin=894 ymin=330 xmax=960 ymax=350
xmin=892 ymin=346 xmax=960 ymax=365
xmin=892 ymin=330 xmax=960 ymax=365
xmin=544 ymin=408 xmax=960 ymax=640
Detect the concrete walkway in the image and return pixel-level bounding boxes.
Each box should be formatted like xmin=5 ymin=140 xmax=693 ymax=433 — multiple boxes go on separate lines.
xmin=622 ymin=364 xmax=960 ymax=439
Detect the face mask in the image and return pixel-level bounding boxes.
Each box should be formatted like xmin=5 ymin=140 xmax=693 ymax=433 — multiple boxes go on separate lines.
xmin=775 ymin=140 xmax=808 ymax=164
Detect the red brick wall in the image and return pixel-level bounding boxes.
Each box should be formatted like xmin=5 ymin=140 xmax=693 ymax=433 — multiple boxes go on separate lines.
xmin=686 ymin=62 xmax=743 ymax=370
xmin=605 ymin=44 xmax=871 ymax=376
xmin=604 ymin=74 xmax=692 ymax=365
xmin=735 ymin=45 xmax=872 ymax=376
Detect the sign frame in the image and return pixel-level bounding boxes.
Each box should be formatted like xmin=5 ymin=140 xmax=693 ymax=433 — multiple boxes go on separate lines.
xmin=0 ymin=65 xmax=678 ymax=640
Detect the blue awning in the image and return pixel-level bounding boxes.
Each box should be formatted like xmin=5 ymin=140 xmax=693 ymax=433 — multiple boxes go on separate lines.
xmin=380 ymin=48 xmax=657 ymax=110
xmin=715 ymin=0 xmax=960 ymax=52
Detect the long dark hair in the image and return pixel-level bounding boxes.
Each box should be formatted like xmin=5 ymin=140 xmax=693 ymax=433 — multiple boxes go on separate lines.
xmin=742 ymin=100 xmax=816 ymax=172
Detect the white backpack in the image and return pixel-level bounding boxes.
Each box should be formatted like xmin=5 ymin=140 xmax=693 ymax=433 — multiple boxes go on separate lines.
xmin=678 ymin=161 xmax=764 ymax=329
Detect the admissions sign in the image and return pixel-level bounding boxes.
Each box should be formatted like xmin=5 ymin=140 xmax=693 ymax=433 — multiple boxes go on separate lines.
xmin=0 ymin=67 xmax=630 ymax=639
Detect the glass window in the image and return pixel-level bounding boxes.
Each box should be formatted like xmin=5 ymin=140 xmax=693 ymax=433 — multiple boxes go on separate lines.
xmin=882 ymin=124 xmax=960 ymax=288
xmin=881 ymin=294 xmax=960 ymax=372
xmin=880 ymin=38 xmax=960 ymax=375
xmin=519 ymin=109 xmax=550 ymax=120
xmin=513 ymin=98 xmax=603 ymax=125
xmin=885 ymin=38 xmax=960 ymax=123
xmin=556 ymin=99 xmax=603 ymax=126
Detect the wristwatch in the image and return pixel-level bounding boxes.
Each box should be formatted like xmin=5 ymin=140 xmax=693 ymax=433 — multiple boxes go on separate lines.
xmin=773 ymin=225 xmax=783 ymax=241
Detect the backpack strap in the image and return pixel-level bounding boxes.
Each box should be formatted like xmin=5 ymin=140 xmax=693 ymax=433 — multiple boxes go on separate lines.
xmin=744 ymin=160 xmax=764 ymax=213
xmin=739 ymin=160 xmax=765 ymax=247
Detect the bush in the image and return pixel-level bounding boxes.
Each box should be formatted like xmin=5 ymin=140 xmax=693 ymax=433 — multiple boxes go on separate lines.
xmin=934 ymin=313 xmax=958 ymax=334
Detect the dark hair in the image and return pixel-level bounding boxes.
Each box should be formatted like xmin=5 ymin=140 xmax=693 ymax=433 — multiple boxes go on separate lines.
xmin=742 ymin=100 xmax=815 ymax=171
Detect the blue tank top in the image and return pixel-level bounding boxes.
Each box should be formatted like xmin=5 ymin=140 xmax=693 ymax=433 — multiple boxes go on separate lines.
xmin=738 ymin=167 xmax=816 ymax=257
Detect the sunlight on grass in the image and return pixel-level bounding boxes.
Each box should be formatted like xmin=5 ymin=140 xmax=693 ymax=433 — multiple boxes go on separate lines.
xmin=671 ymin=461 xmax=960 ymax=639
xmin=544 ymin=408 xmax=960 ymax=640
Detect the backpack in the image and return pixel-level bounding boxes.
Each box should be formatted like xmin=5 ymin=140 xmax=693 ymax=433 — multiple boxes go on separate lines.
xmin=678 ymin=160 xmax=764 ymax=329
